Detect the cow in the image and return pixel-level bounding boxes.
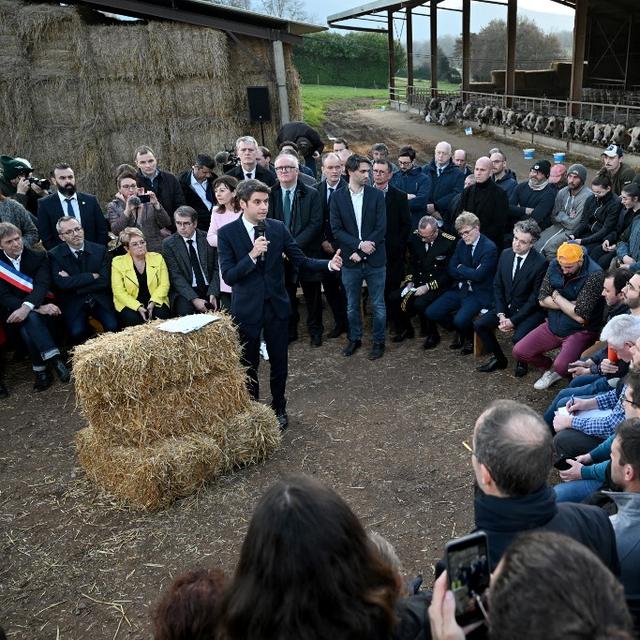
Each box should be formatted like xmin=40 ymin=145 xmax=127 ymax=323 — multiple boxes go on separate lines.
xmin=521 ymin=111 xmax=536 ymax=131
xmin=602 ymin=123 xmax=615 ymax=145
xmin=592 ymin=122 xmax=606 ymax=146
xmin=462 ymin=102 xmax=476 ymax=119
xmin=628 ymin=126 xmax=640 ymax=153
xmin=425 ymin=97 xmax=441 ymax=121
xmin=581 ymin=120 xmax=596 ymax=143
xmin=610 ymin=123 xmax=631 ymax=148
xmin=573 ymin=119 xmax=586 ymax=141
xmin=491 ymin=105 xmax=503 ymax=125
xmin=544 ymin=115 xmax=562 ymax=138
xmin=477 ymin=105 xmax=492 ymax=128
xmin=562 ymin=116 xmax=575 ymax=139
xmin=438 ymin=100 xmax=456 ymax=125
xmin=533 ymin=114 xmax=548 ymax=133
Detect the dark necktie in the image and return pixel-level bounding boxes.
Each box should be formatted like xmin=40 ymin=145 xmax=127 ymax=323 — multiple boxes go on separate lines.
xmin=328 ymin=186 xmax=334 ymax=204
xmin=513 ymin=256 xmax=523 ymax=279
xmin=187 ymin=239 xmax=206 ymax=292
xmin=245 ymin=172 xmax=252 ymax=180
xmin=74 ymin=249 xmax=83 ymax=260
xmin=283 ymin=189 xmax=292 ymax=228
xmin=465 ymin=243 xmax=473 ymax=265
xmin=65 ymin=198 xmax=74 ymax=218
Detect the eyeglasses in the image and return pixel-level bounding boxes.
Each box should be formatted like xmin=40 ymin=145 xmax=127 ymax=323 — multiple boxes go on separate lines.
xmin=397 ymin=160 xmax=412 ymax=167
xmin=121 ymin=184 xmax=138 ymax=190
xmin=622 ymin=394 xmax=640 ymax=408
xmin=61 ymin=227 xmax=83 ymax=235
xmin=275 ymin=166 xmax=297 ymax=173
xmin=128 ymin=240 xmax=146 ymax=248
xmin=459 ymin=228 xmax=476 ymax=237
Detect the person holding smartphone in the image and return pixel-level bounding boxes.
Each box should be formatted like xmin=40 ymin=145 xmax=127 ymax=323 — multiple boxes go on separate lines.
xmin=107 ymin=171 xmax=171 ymax=252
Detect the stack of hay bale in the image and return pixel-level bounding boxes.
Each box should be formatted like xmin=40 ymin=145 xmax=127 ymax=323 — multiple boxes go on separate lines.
xmin=74 ymin=315 xmax=281 ymax=510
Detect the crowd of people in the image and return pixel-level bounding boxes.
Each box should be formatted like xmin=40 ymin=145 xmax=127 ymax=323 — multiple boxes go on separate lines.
xmin=2 ymin=125 xmax=640 ymax=636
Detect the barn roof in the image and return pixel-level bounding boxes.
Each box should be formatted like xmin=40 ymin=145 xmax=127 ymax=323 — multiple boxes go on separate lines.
xmin=58 ymin=0 xmax=325 ymax=44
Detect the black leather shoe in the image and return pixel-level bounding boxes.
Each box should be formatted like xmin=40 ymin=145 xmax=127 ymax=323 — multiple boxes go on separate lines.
xmin=327 ymin=325 xmax=346 ymax=339
xmin=33 ymin=370 xmax=53 ymax=392
xmin=514 ymin=361 xmax=529 ymax=378
xmin=422 ymin=334 xmax=440 ymax=350
xmin=391 ymin=328 xmax=414 ymax=343
xmin=51 ymin=358 xmax=71 ymax=383
xmin=0 ymin=380 xmax=8 ymax=399
xmin=477 ymin=356 xmax=508 ymax=372
xmin=460 ymin=340 xmax=474 ymax=355
xmin=342 ymin=340 xmax=362 ymax=356
xmin=368 ymin=342 xmax=385 ymax=360
xmin=275 ymin=410 xmax=289 ymax=431
xmin=449 ymin=335 xmax=463 ymax=350
xmin=310 ymin=335 xmax=322 ymax=347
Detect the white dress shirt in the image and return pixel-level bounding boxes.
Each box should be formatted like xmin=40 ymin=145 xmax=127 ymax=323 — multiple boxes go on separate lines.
xmin=349 ymin=187 xmax=364 ymax=240
xmin=57 ymin=191 xmax=80 ymax=220
xmin=183 ymin=232 xmax=208 ymax=286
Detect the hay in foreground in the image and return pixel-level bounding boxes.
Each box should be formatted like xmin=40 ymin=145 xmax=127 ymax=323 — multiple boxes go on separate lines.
xmin=76 ymin=401 xmax=281 ymax=511
xmin=73 ymin=314 xmax=251 ymax=447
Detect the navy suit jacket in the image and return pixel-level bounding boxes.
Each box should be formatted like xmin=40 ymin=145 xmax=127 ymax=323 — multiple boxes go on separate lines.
xmin=37 ymin=192 xmax=108 ymax=250
xmin=218 ymin=217 xmax=329 ymax=329
xmin=492 ymin=247 xmax=547 ymax=325
xmin=49 ymin=240 xmax=114 ymax=316
xmin=329 ymin=185 xmax=386 ymax=268
xmin=448 ymin=234 xmax=498 ymax=307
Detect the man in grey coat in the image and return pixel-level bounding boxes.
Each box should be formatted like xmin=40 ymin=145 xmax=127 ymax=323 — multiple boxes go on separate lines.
xmin=536 ymin=164 xmax=592 ymax=259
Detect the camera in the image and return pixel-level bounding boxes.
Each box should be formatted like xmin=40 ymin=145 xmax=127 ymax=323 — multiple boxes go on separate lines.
xmin=25 ymin=176 xmax=50 ymax=190
xmin=128 ymin=195 xmax=142 ymax=207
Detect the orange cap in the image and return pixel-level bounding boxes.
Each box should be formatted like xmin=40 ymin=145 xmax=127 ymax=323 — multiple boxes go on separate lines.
xmin=557 ymin=242 xmax=583 ymax=265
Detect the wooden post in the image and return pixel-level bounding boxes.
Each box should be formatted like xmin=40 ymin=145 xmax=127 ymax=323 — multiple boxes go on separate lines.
xmin=462 ymin=0 xmax=470 ymax=100
xmin=406 ymin=7 xmax=414 ymax=101
xmin=505 ymin=0 xmax=516 ymax=106
xmin=430 ymin=0 xmax=437 ymax=96
xmin=388 ymin=10 xmax=396 ymax=101
xmin=569 ymin=0 xmax=588 ymax=114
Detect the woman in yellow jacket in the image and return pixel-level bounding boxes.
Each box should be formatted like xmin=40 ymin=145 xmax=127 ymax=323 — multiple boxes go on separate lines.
xmin=111 ymin=227 xmax=171 ymax=327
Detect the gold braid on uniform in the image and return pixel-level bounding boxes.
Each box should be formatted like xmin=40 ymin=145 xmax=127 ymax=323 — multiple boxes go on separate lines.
xmin=400 ymin=289 xmax=416 ymax=312
xmin=401 ymin=274 xmax=414 ymax=286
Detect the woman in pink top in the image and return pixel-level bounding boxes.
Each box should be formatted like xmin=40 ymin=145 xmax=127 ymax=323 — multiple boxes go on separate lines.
xmin=207 ymin=175 xmax=241 ymax=309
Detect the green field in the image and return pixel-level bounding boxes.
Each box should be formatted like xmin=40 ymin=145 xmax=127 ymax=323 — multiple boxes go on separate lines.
xmin=301 ymin=80 xmax=461 ymax=128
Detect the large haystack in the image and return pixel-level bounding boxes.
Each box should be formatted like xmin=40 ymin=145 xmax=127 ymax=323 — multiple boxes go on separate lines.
xmin=73 ymin=315 xmax=281 ymax=510
xmin=0 ymin=0 xmax=301 ymax=203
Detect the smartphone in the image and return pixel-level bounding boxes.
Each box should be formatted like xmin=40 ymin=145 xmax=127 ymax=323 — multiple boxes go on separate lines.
xmin=607 ymin=346 xmax=619 ymax=363
xmin=554 ymin=456 xmax=575 ymax=471
xmin=445 ymin=531 xmax=490 ymax=626
xmin=138 ymin=193 xmax=151 ymax=204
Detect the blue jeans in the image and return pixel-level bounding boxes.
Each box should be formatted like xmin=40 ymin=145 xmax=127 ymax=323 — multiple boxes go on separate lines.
xmin=65 ymin=303 xmax=119 ymax=341
xmin=554 ymin=479 xmax=602 ymax=503
xmin=341 ymin=264 xmax=386 ymax=343
xmin=543 ymin=375 xmax=610 ymax=427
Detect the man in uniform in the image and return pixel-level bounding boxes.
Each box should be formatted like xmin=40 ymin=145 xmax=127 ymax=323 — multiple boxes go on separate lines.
xmin=388 ymin=215 xmax=456 ymax=347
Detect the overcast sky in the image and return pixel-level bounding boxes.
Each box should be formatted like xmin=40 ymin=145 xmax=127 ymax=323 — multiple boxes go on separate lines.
xmin=303 ymin=0 xmax=574 ymax=34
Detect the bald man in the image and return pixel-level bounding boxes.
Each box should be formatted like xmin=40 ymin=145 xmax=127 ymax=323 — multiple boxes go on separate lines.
xmin=454 ymin=156 xmax=509 ymax=248
xmin=423 ymin=141 xmax=464 ymax=225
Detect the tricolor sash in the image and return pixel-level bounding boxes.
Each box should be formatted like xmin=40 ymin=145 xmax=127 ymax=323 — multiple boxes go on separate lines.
xmin=0 ymin=260 xmax=35 ymax=293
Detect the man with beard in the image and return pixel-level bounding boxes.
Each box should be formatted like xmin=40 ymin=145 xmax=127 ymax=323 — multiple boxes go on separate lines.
xmin=535 ymin=164 xmax=592 ymax=260
xmin=600 ymin=144 xmax=635 ymax=196
xmin=508 ymin=160 xmax=556 ymax=231
xmin=455 ymin=156 xmax=509 ymax=249
xmin=37 ymin=164 xmax=108 ymax=250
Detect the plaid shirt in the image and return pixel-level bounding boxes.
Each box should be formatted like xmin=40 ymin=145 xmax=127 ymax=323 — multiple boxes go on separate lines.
xmin=571 ymin=386 xmax=625 ymax=437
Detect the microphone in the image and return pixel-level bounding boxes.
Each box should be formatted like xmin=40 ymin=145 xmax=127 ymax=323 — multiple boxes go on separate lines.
xmin=255 ymin=221 xmax=266 ymax=262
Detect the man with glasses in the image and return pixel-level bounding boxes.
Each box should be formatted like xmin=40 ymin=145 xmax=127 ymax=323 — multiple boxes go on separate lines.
xmin=468 ymin=399 xmax=618 ymax=572
xmin=425 ymin=212 xmax=498 ymax=354
xmin=475 ymin=219 xmax=547 ymax=376
xmin=178 ymin=154 xmax=218 ymax=231
xmin=268 ymin=154 xmax=323 ymax=346
xmin=387 ymin=215 xmax=455 ymax=346
xmin=390 ymin=145 xmax=432 ymax=229
xmin=49 ymin=216 xmax=118 ymax=344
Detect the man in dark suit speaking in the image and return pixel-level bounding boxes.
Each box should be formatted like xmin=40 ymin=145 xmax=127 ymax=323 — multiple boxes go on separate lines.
xmin=218 ymin=179 xmax=342 ymax=430
xmin=474 ymin=219 xmax=547 ymax=376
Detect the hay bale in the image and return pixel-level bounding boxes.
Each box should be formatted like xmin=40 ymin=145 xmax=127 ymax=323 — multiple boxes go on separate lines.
xmin=73 ymin=314 xmax=251 ymax=447
xmin=76 ymin=401 xmax=281 ymax=510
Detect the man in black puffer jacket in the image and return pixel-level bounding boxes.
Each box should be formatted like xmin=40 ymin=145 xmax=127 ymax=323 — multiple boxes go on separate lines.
xmin=508 ymin=160 xmax=556 ymax=232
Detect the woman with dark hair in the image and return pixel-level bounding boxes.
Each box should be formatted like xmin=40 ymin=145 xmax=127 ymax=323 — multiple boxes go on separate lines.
xmin=614 ymin=183 xmax=640 ymax=269
xmin=206 ymin=175 xmax=240 ymax=309
xmin=217 ymin=474 xmax=401 ymax=640
xmin=152 ymin=567 xmax=226 ymax=640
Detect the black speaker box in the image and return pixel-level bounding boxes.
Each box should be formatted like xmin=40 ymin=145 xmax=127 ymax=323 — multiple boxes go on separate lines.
xmin=247 ymin=86 xmax=272 ymax=123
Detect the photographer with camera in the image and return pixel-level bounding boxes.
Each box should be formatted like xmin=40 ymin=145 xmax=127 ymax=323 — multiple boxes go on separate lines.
xmin=0 ymin=155 xmax=49 ymax=218
xmin=107 ymin=171 xmax=171 ymax=252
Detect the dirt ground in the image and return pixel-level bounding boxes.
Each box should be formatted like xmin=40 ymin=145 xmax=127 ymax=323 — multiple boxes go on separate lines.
xmin=1 ymin=100 xmax=560 ymax=639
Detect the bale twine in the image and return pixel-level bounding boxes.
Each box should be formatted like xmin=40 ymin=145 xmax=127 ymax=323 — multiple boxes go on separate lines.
xmin=73 ymin=316 xmax=282 ymax=510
